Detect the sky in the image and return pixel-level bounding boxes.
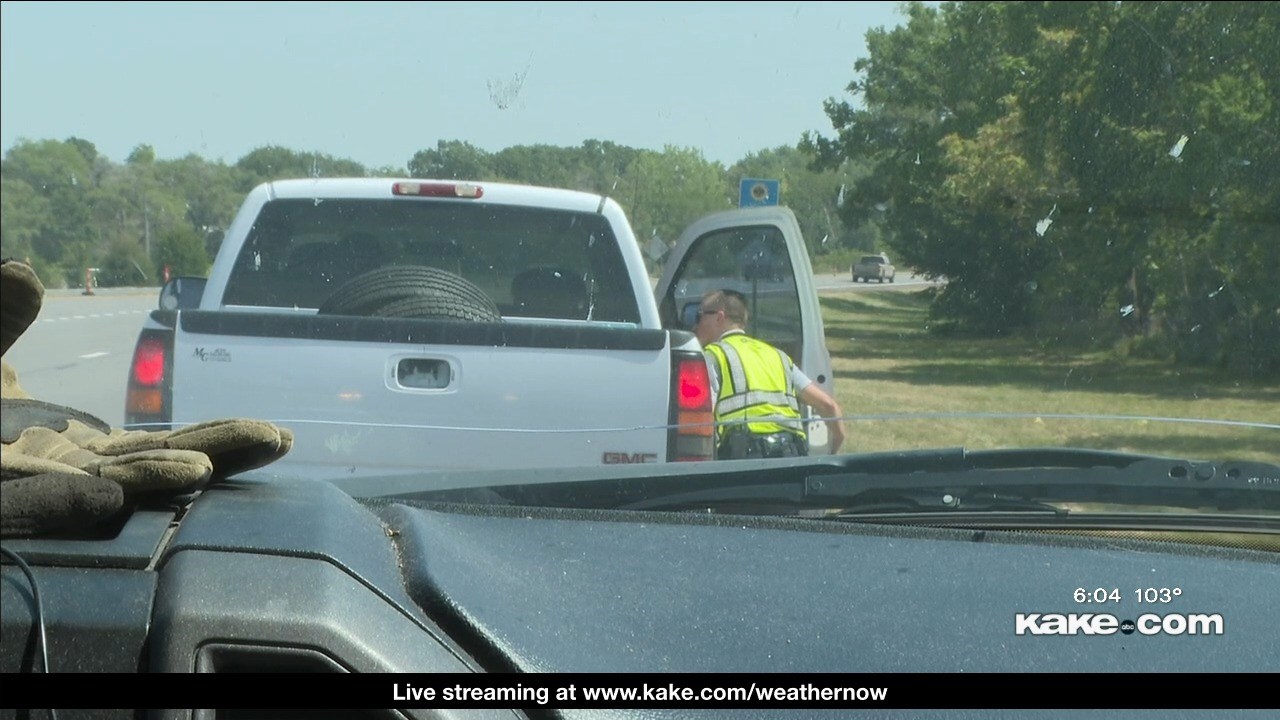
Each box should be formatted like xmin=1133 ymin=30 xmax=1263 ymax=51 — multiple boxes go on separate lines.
xmin=1 ymin=1 xmax=908 ymax=169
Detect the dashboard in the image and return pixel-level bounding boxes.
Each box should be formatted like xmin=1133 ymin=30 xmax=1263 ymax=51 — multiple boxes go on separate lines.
xmin=2 ymin=477 xmax=1276 ymax=718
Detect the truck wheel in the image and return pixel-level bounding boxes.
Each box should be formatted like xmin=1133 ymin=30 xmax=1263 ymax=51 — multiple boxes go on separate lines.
xmin=318 ymin=266 xmax=500 ymax=320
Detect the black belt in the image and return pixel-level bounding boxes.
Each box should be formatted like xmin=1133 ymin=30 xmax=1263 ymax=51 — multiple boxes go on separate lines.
xmin=717 ymin=430 xmax=809 ymax=460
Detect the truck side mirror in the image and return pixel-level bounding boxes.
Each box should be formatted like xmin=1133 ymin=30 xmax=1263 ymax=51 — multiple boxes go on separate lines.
xmin=680 ymin=302 xmax=702 ymax=330
xmin=159 ymin=276 xmax=207 ymax=310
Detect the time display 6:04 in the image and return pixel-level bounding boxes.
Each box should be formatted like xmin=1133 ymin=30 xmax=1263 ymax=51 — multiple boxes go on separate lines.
xmin=1073 ymin=588 xmax=1184 ymax=603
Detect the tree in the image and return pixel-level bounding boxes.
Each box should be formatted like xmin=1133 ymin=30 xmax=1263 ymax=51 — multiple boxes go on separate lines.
xmin=407 ymin=140 xmax=493 ymax=180
xmin=65 ymin=136 xmax=99 ymax=167
xmin=127 ymin=144 xmax=156 ymax=166
xmin=0 ymin=177 xmax=52 ymax=264
xmin=97 ymin=237 xmax=154 ymax=287
xmin=491 ymin=144 xmax=579 ymax=188
xmin=235 ymin=146 xmax=367 ymax=190
xmin=157 ymin=154 xmax=244 ymax=258
xmin=154 ymin=224 xmax=211 ymax=278
xmin=2 ymin=139 xmax=99 ymax=274
xmin=617 ymin=146 xmax=728 ymax=256
xmin=806 ymin=1 xmax=1279 ymax=372
xmin=107 ymin=150 xmax=188 ymax=262
xmin=573 ymin=139 xmax=641 ymax=195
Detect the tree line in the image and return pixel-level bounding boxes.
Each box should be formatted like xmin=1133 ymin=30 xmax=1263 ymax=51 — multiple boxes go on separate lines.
xmin=0 ymin=137 xmax=869 ymax=289
xmin=804 ymin=1 xmax=1278 ymax=376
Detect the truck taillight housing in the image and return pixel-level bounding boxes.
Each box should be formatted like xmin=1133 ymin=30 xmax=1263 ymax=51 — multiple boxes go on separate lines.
xmin=669 ymin=351 xmax=715 ymax=462
xmin=125 ymin=328 xmax=174 ymax=430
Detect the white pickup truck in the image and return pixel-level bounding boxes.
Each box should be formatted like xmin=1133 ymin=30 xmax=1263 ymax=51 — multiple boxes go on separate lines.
xmin=852 ymin=253 xmax=896 ymax=283
xmin=124 ymin=178 xmax=833 ymax=478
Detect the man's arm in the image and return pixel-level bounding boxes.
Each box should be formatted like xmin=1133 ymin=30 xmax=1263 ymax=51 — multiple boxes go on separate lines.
xmin=797 ymin=382 xmax=845 ymax=454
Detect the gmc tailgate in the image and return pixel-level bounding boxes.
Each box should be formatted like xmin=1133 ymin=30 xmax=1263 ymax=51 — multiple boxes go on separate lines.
xmin=168 ymin=311 xmax=678 ymax=479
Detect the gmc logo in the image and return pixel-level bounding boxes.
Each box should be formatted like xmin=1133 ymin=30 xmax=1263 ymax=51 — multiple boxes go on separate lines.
xmin=602 ymin=452 xmax=658 ymax=464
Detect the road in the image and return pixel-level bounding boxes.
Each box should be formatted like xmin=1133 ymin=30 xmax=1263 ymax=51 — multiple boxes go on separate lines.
xmin=813 ymin=269 xmax=935 ymax=293
xmin=6 ymin=288 xmax=157 ymax=426
xmin=5 ymin=273 xmax=938 ymax=428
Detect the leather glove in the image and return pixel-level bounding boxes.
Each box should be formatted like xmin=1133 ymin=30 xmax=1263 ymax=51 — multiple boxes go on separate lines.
xmin=4 ymin=423 xmax=214 ymax=491
xmin=55 ymin=413 xmax=294 ymax=481
xmin=2 ymin=415 xmax=214 ymax=536
xmin=0 ymin=470 xmax=124 ymax=538
xmin=1 ymin=258 xmax=43 ymax=358
xmin=2 ymin=399 xmax=294 ymax=488
xmin=0 ymin=408 xmax=294 ymax=537
xmin=2 ymin=359 xmax=30 ymax=399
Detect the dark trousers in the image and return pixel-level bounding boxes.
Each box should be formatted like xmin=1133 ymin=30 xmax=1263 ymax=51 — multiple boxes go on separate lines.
xmin=716 ymin=430 xmax=809 ymax=460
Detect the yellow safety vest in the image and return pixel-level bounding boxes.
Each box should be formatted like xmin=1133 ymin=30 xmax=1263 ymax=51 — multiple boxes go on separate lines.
xmin=705 ymin=333 xmax=805 ymax=440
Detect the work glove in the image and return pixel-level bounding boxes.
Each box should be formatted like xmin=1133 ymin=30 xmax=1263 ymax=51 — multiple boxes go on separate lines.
xmin=2 ymin=358 xmax=30 ymax=400
xmin=2 ymin=406 xmax=293 ymax=483
xmin=1 ymin=258 xmax=42 ymax=358
xmin=0 ymin=469 xmax=124 ymax=538
xmin=1 ymin=380 xmax=213 ymax=536
xmin=1 ymin=411 xmax=295 ymax=537
xmin=1 ymin=258 xmax=294 ymax=537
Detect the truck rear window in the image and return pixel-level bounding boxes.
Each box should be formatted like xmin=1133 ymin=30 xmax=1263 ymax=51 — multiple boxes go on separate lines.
xmin=221 ymin=199 xmax=640 ymax=323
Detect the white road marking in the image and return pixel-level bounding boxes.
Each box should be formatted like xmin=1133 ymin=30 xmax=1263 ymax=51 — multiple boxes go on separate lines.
xmin=36 ymin=309 xmax=150 ymax=323
xmin=79 ymin=351 xmax=110 ymax=360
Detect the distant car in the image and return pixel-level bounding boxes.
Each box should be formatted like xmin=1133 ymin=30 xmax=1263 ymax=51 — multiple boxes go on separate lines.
xmin=852 ymin=253 xmax=895 ymax=283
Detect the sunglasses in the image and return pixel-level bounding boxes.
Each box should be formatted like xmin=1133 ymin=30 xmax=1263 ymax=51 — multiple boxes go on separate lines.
xmin=685 ymin=307 xmax=721 ymax=329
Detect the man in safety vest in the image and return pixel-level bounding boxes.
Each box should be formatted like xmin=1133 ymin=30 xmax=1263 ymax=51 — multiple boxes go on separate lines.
xmin=693 ymin=289 xmax=846 ymax=460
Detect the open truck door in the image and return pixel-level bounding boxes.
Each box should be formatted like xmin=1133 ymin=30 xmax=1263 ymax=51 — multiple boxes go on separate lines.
xmin=653 ymin=206 xmax=837 ymax=454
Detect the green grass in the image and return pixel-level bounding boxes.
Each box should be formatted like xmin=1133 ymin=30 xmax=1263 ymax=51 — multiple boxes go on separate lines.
xmin=820 ymin=288 xmax=1280 ymax=464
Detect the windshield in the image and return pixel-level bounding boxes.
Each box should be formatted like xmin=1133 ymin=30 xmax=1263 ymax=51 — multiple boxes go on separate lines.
xmin=2 ymin=2 xmax=1276 ymax=518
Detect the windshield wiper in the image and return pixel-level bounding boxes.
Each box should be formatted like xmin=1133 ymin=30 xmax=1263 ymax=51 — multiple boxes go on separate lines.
xmin=383 ymin=447 xmax=1279 ymax=524
xmin=622 ymin=451 xmax=1279 ymax=518
xmin=832 ymin=509 xmax=1280 ymax=534
xmin=620 ymin=479 xmax=1071 ymax=515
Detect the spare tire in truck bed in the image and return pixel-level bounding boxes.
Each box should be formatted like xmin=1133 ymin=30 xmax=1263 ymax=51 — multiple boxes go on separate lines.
xmin=317 ymin=265 xmax=501 ymax=321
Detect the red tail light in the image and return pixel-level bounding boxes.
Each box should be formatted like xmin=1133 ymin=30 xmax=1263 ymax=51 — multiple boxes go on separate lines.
xmin=678 ymin=358 xmax=711 ymax=410
xmin=132 ymin=338 xmax=166 ymax=386
xmin=670 ymin=352 xmax=715 ymax=462
xmin=125 ymin=328 xmax=173 ymax=429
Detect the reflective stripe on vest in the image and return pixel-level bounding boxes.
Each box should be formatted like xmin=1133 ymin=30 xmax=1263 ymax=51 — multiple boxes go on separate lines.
xmin=706 ymin=334 xmax=804 ymax=437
